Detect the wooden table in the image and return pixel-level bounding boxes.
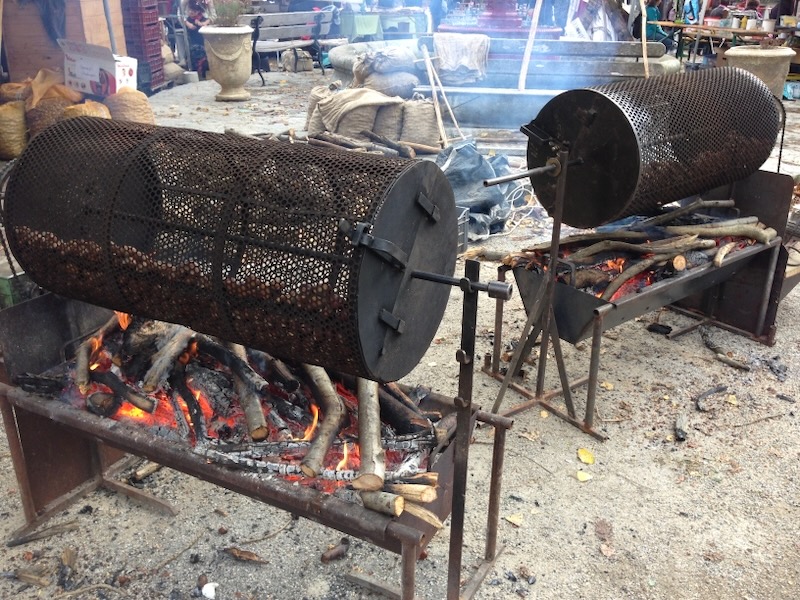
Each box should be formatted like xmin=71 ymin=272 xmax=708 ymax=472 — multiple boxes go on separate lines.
xmin=650 ymin=20 xmax=777 ymax=61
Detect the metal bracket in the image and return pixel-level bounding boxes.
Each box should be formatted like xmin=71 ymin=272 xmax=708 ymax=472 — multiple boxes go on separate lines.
xmin=415 ymin=192 xmax=440 ymax=222
xmin=379 ymin=308 xmax=405 ymax=333
xmin=338 ymin=219 xmax=408 ymax=270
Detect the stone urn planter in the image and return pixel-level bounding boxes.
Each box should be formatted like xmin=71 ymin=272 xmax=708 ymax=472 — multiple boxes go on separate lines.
xmin=200 ymin=25 xmax=253 ymax=101
xmin=723 ymin=46 xmax=796 ymax=97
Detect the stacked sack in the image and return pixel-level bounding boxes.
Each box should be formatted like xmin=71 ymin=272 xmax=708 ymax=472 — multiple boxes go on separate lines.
xmin=0 ymin=69 xmax=156 ymax=160
xmin=161 ymin=41 xmax=186 ymax=86
xmin=307 ymin=46 xmax=441 ymax=149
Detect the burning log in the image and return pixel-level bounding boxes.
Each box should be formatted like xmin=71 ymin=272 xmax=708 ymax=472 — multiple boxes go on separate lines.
xmin=195 ymin=336 xmax=269 ymax=393
xmin=228 ymin=343 xmax=269 ymax=441
xmin=360 ymin=491 xmax=404 ymax=517
xmin=249 ymin=349 xmax=301 ymax=392
xmin=567 ymin=236 xmax=714 ymax=263
xmin=385 ymin=382 xmax=424 ymax=416
xmin=336 ymin=372 xmax=431 ymax=434
xmin=86 ymin=391 xmax=121 ymax=416
xmin=89 ymin=369 xmax=156 ymax=413
xmin=352 ymin=378 xmax=385 ymax=492
xmin=600 ymin=255 xmax=669 ymax=301
xmin=169 ymin=362 xmax=209 ymax=442
xmin=141 ymin=326 xmax=195 ymax=392
xmin=300 ymin=364 xmax=347 ymax=478
xmin=167 ymin=390 xmax=192 ymax=441
xmin=74 ymin=314 xmax=122 ymax=393
xmin=384 ymin=483 xmax=437 ymax=504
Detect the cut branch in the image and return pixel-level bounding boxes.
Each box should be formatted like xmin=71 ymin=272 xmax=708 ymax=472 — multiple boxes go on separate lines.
xmin=352 ymin=378 xmax=385 ymax=491
xmin=360 ymin=491 xmax=404 ymax=517
xmin=300 ymin=364 xmax=347 ymax=477
xmin=664 ymin=224 xmax=777 ymax=244
xmin=384 ymin=482 xmax=437 ymax=504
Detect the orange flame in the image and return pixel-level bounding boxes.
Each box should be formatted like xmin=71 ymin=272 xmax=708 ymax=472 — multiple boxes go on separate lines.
xmin=179 ymin=340 xmax=199 ymax=365
xmin=115 ymin=311 xmax=132 ymax=330
xmin=605 ymin=258 xmax=626 ymax=273
xmin=299 ymin=404 xmax=319 ymax=441
xmin=336 ymin=442 xmax=349 ymax=471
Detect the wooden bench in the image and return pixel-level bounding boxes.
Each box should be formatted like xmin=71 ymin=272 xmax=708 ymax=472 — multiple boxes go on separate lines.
xmin=238 ymin=10 xmax=348 ymax=74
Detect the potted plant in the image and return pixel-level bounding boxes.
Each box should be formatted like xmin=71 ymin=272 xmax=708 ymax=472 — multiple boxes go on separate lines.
xmin=200 ymin=0 xmax=254 ymax=101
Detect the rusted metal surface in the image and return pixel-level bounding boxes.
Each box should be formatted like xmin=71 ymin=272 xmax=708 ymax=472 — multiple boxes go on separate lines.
xmin=4 ymin=117 xmax=458 ymax=382
xmin=526 ymin=68 xmax=782 ymax=228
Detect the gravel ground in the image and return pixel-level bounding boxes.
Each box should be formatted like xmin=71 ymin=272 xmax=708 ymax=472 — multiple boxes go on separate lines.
xmin=0 ymin=69 xmax=798 ymax=600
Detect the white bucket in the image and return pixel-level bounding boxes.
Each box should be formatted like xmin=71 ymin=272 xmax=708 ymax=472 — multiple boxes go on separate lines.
xmin=732 ymin=16 xmax=741 ymax=28
xmin=746 ymin=18 xmax=758 ymax=30
xmin=762 ymin=19 xmax=776 ymax=32
xmin=183 ymin=71 xmax=200 ymax=84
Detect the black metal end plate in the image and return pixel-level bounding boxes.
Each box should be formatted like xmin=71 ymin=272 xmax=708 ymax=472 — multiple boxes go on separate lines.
xmin=357 ymin=161 xmax=457 ymax=382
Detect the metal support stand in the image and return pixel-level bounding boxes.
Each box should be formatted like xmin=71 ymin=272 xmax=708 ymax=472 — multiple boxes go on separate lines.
xmin=484 ymin=150 xmax=608 ymax=440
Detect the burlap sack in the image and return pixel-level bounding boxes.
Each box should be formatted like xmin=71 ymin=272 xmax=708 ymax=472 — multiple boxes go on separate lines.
xmin=0 ymin=81 xmax=32 ymax=104
xmin=363 ymin=72 xmax=419 ymax=99
xmin=164 ymin=61 xmax=185 ymax=84
xmin=400 ymin=98 xmax=440 ymax=148
xmin=352 ymin=54 xmax=370 ymax=87
xmin=162 ymin=41 xmax=176 ymax=64
xmin=306 ymin=82 xmax=341 ymax=131
xmin=26 ymin=97 xmax=73 ymax=138
xmin=369 ymin=46 xmax=418 ymax=74
xmin=373 ymin=103 xmax=403 ymax=141
xmin=307 ymin=105 xmax=326 ymax=137
xmin=335 ymin=105 xmax=378 ymax=140
xmin=281 ymin=50 xmax=313 ymax=72
xmin=61 ymin=100 xmax=112 ymax=120
xmin=0 ymin=101 xmax=28 ymax=159
xmin=104 ymin=87 xmax=156 ymax=124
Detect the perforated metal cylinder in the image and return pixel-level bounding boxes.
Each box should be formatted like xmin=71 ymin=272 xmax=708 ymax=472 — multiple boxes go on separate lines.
xmin=526 ymin=67 xmax=781 ymax=228
xmin=4 ymin=117 xmax=458 ymax=382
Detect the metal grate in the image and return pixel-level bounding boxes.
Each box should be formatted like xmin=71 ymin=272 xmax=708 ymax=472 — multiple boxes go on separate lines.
xmin=4 ymin=117 xmax=458 ymax=382
xmin=526 ymin=67 xmax=781 ymax=228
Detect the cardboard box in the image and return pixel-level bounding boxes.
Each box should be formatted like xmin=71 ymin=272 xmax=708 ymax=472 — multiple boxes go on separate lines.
xmin=58 ymin=39 xmax=138 ymax=97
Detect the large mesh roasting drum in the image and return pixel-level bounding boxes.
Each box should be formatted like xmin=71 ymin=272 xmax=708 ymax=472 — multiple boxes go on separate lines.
xmin=525 ymin=67 xmax=781 ymax=228
xmin=4 ymin=117 xmax=458 ymax=382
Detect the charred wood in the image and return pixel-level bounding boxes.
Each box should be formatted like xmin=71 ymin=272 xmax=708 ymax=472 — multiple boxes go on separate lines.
xmin=89 ymin=369 xmax=156 ymax=413
xmin=336 ymin=372 xmax=431 ymax=434
xmin=195 ymin=336 xmax=268 ymax=393
xmin=169 ymin=362 xmax=209 ymax=442
xmin=229 ymin=343 xmax=269 ymax=441
xmin=74 ymin=314 xmax=122 ymax=393
xmin=249 ymin=349 xmax=300 ymax=392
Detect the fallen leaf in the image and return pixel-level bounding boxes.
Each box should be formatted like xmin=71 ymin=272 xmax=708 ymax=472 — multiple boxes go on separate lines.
xmin=539 ymin=410 xmax=549 ymax=419
xmin=594 ymin=519 xmax=613 ymax=542
xmin=599 ymin=543 xmax=616 ymax=557
xmin=504 ymin=513 xmax=524 ymax=527
xmin=222 ymin=547 xmax=268 ymax=564
xmin=600 ymin=381 xmax=614 ymax=391
xmin=576 ymin=471 xmax=593 ymax=482
xmin=577 ymin=448 xmax=595 ymax=465
xmin=725 ymin=395 xmax=738 ymax=405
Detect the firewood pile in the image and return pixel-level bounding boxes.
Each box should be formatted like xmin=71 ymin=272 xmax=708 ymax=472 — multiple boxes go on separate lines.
xmin=22 ymin=311 xmax=446 ymax=526
xmin=503 ymin=200 xmax=779 ymax=302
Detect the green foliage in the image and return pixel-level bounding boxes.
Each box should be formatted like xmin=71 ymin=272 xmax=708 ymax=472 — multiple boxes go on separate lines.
xmin=213 ymin=0 xmax=246 ymax=26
